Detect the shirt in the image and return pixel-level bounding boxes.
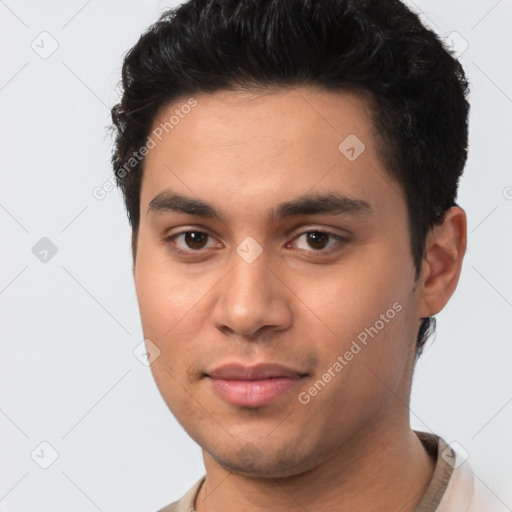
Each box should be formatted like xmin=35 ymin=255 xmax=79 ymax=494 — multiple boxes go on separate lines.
xmin=156 ymin=430 xmax=509 ymax=512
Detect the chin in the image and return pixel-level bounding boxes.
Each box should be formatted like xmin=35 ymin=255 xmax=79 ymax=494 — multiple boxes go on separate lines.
xmin=204 ymin=437 xmax=319 ymax=479
xmin=212 ymin=454 xmax=310 ymax=479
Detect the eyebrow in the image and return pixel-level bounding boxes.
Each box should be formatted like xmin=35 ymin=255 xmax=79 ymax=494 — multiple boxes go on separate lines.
xmin=147 ymin=190 xmax=373 ymax=223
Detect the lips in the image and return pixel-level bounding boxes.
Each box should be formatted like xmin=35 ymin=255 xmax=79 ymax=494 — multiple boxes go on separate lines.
xmin=206 ymin=363 xmax=306 ymax=380
xmin=205 ymin=363 xmax=308 ymax=408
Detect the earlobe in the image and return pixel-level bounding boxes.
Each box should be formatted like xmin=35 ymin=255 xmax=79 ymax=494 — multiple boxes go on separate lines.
xmin=416 ymin=206 xmax=467 ymax=318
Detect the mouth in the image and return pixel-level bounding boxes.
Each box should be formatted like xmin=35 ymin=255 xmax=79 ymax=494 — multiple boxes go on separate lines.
xmin=205 ymin=362 xmax=308 ymax=408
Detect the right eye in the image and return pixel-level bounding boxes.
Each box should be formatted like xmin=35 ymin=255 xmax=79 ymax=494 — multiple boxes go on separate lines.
xmin=164 ymin=230 xmax=220 ymax=254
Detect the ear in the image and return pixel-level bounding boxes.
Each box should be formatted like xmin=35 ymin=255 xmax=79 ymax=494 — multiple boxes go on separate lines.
xmin=416 ymin=206 xmax=467 ymax=318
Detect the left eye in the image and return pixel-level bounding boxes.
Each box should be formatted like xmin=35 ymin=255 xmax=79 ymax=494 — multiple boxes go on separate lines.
xmin=289 ymin=231 xmax=345 ymax=251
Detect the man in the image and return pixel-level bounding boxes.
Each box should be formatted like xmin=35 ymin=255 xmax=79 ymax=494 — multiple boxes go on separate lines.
xmin=110 ymin=0 xmax=506 ymax=510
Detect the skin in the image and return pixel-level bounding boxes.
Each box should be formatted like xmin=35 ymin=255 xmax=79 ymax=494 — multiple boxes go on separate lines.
xmin=132 ymin=87 xmax=467 ymax=511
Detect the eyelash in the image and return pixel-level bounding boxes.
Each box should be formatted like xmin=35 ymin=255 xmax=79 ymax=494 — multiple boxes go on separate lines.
xmin=163 ymin=229 xmax=349 ymax=256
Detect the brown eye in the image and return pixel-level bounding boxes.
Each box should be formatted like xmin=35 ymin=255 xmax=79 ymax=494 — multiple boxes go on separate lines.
xmin=305 ymin=231 xmax=329 ymax=250
xmin=183 ymin=231 xmax=209 ymax=249
xmin=291 ymin=230 xmax=347 ymax=253
xmin=165 ymin=230 xmax=216 ymax=254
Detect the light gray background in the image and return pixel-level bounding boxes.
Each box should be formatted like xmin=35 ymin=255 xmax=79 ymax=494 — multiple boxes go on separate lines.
xmin=1 ymin=0 xmax=511 ymax=511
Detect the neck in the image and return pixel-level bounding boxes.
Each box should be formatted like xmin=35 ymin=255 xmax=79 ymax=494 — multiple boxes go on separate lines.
xmin=195 ymin=423 xmax=435 ymax=512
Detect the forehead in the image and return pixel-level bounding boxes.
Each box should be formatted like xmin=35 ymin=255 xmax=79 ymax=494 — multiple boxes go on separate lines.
xmin=150 ymin=86 xmax=378 ymax=152
xmin=140 ymin=86 xmax=403 ymax=222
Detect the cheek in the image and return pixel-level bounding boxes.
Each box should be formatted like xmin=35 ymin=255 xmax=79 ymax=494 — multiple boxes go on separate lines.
xmin=300 ymin=248 xmax=413 ymax=383
xmin=133 ymin=242 xmax=215 ymax=377
xmin=134 ymin=239 xmax=201 ymax=336
xmin=307 ymin=259 xmax=402 ymax=339
xmin=135 ymin=259 xmax=206 ymax=414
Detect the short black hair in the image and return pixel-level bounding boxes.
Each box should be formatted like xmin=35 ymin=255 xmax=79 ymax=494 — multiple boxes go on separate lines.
xmin=110 ymin=0 xmax=470 ymax=358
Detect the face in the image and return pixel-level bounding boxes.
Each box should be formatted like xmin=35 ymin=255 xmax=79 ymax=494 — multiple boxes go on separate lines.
xmin=133 ymin=87 xmax=424 ymax=478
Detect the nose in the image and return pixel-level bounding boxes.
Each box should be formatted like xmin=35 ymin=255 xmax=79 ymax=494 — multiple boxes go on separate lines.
xmin=211 ymin=249 xmax=293 ymax=339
